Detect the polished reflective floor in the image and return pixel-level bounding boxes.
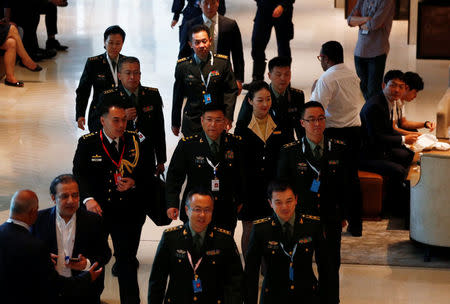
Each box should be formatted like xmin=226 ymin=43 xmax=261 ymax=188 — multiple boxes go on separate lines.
xmin=0 ymin=0 xmax=449 ymax=303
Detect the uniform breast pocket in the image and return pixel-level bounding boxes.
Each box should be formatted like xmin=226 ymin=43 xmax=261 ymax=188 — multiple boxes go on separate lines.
xmin=296 ymin=240 xmax=313 ymax=256
xmin=95 ymin=74 xmax=108 ymax=87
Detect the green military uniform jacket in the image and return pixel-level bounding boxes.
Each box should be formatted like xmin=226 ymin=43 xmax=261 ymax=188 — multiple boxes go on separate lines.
xmin=148 ymin=223 xmax=244 ymax=304
xmin=245 ymin=213 xmax=323 ymax=304
xmin=166 ymin=131 xmax=245 ymax=231
xmin=277 ymin=136 xmax=349 ymax=220
xmin=172 ymin=53 xmax=238 ymax=136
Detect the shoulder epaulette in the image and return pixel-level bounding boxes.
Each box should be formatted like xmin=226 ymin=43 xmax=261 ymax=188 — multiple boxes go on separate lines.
xmin=228 ymin=133 xmax=242 ymax=141
xmin=164 ymin=225 xmax=184 ymax=233
xmin=283 ymin=140 xmax=300 ymax=149
xmin=144 ymin=86 xmax=159 ymax=92
xmin=253 ymin=217 xmax=271 ymax=225
xmin=88 ymin=55 xmax=102 ymax=61
xmin=181 ymin=134 xmax=200 ymax=142
xmin=82 ymin=132 xmax=97 ymax=139
xmin=214 ymin=54 xmax=229 ymax=60
xmin=103 ymin=88 xmax=116 ymax=95
xmin=125 ymin=130 xmax=137 ymax=134
xmin=301 ymin=214 xmax=321 ymax=221
xmin=177 ymin=57 xmax=189 ymax=63
xmin=213 ymin=227 xmax=231 ymax=236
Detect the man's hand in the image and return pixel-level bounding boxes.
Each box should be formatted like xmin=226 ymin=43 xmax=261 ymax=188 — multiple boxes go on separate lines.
xmin=405 ymin=133 xmax=419 ymax=144
xmin=50 ymin=253 xmax=58 ymax=266
xmin=348 ymin=16 xmax=371 ymax=27
xmin=225 ymin=118 xmax=232 ymax=132
xmin=425 ymin=121 xmax=436 ymax=131
xmin=172 ymin=126 xmax=180 ymax=136
xmin=88 ymin=262 xmax=103 ymax=282
xmin=86 ymin=199 xmax=102 ymax=216
xmin=125 ymin=107 xmax=137 ymax=121
xmin=155 ymin=163 xmax=165 ymax=176
xmin=342 ymin=220 xmax=348 ymax=229
xmin=67 ymin=254 xmax=88 ymax=271
xmin=236 ymin=80 xmax=243 ymax=96
xmin=360 ymin=24 xmax=369 ymax=31
xmin=171 ymin=19 xmax=178 ymax=28
xmin=167 ymin=207 xmax=179 ymax=220
xmin=272 ymin=5 xmax=284 ymax=18
xmin=117 ymin=177 xmax=135 ymax=192
xmin=77 ymin=117 xmax=86 ymax=130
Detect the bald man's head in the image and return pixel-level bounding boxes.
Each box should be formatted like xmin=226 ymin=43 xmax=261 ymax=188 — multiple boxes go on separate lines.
xmin=10 ymin=190 xmax=39 ymax=225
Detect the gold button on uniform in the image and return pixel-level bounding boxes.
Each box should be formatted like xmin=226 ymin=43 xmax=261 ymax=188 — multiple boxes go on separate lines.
xmin=193 ymin=296 xmax=197 ymax=301
xmin=290 ymin=285 xmax=295 ymax=290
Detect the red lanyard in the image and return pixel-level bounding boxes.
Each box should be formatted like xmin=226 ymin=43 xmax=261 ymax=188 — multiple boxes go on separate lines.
xmin=100 ymin=130 xmax=125 ymax=169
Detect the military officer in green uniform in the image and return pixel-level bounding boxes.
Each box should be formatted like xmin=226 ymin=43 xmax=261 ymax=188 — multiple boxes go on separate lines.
xmin=75 ymin=25 xmax=127 ymax=132
xmin=172 ymin=24 xmax=238 ymax=137
xmin=238 ymin=56 xmax=305 ymax=140
xmin=245 ymin=180 xmax=323 ymax=304
xmin=148 ymin=187 xmax=244 ymax=304
xmin=99 ymin=56 xmax=166 ymax=176
xmin=277 ymin=101 xmax=350 ymax=304
xmin=166 ymin=103 xmax=245 ymax=233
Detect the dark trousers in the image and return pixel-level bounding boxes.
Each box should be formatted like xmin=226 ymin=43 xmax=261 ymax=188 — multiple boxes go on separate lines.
xmin=316 ymin=219 xmax=342 ymax=304
xmin=325 ymin=127 xmax=363 ymax=232
xmin=360 ymin=147 xmax=414 ymax=215
xmin=41 ymin=1 xmax=58 ymax=36
xmin=11 ymin=7 xmax=40 ymax=53
xmin=107 ymin=210 xmax=145 ymax=304
xmin=251 ymin=8 xmax=293 ymax=80
xmin=354 ymin=54 xmax=387 ymax=101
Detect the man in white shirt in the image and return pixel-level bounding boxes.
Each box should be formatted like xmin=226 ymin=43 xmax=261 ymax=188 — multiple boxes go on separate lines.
xmin=32 ymin=174 xmax=111 ymax=304
xmin=311 ymin=41 xmax=365 ymax=236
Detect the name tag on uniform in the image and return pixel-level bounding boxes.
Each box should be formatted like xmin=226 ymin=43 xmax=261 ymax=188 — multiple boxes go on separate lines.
xmin=211 ymin=178 xmax=220 ymax=192
xmin=193 ymin=278 xmax=203 ymax=293
xmin=310 ymin=179 xmax=320 ymax=193
xmin=137 ymin=131 xmax=146 ymax=143
xmin=204 ymin=93 xmax=212 ymax=104
xmin=91 ymin=155 xmax=102 ymax=162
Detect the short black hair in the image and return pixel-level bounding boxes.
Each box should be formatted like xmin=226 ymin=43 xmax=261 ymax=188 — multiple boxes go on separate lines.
xmin=267 ymin=179 xmax=296 ymax=199
xmin=185 ymin=186 xmax=215 ymax=209
xmin=300 ymin=101 xmax=325 ymax=118
xmin=383 ymin=70 xmax=404 ymax=84
xmin=104 ymin=25 xmax=126 ymax=42
xmin=189 ymin=24 xmax=210 ymax=42
xmin=268 ymin=56 xmax=292 ymax=72
xmin=98 ymin=98 xmax=126 ymax=117
xmin=403 ymin=72 xmax=424 ymax=91
xmin=321 ymin=40 xmax=344 ymax=64
xmin=50 ymin=174 xmax=77 ymax=196
xmin=118 ymin=56 xmax=140 ymax=72
xmin=247 ymin=81 xmax=270 ymax=100
xmin=201 ymin=102 xmax=226 ymax=116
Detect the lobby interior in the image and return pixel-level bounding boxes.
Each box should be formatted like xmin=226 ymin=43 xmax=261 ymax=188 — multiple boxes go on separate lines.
xmin=0 ymin=0 xmax=449 ymax=303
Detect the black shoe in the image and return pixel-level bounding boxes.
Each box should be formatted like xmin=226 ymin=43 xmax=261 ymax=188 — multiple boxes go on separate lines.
xmin=347 ymin=225 xmax=362 ymax=237
xmin=39 ymin=48 xmax=57 ymax=59
xmin=46 ymin=38 xmax=68 ymax=51
xmin=111 ymin=262 xmax=119 ymax=277
xmin=4 ymin=79 xmax=24 ymax=87
xmin=18 ymin=60 xmax=42 ymax=71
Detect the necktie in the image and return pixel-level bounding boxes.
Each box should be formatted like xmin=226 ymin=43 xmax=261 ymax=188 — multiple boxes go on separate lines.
xmin=193 ymin=234 xmax=202 ymax=257
xmin=112 ymin=140 xmax=119 ymax=152
xmin=130 ymin=93 xmax=137 ymax=106
xmin=111 ymin=60 xmax=117 ymax=73
xmin=283 ymin=222 xmax=292 ymax=246
xmin=209 ymin=20 xmax=216 ymax=53
xmin=314 ymin=145 xmax=322 ymax=160
xmin=211 ymin=141 xmax=219 ymax=159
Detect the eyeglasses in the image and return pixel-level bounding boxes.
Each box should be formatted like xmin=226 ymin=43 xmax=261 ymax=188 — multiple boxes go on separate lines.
xmin=204 ymin=117 xmax=225 ymax=124
xmin=317 ymin=55 xmax=326 ymax=62
xmin=302 ymin=117 xmax=326 ymax=124
xmin=190 ymin=207 xmax=213 ymax=214
xmin=122 ymin=71 xmax=141 ymax=77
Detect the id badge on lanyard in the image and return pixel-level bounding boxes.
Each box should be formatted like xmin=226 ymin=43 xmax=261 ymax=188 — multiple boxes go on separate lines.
xmin=200 ymin=52 xmax=214 ymax=105
xmin=207 ymin=157 xmax=220 ymax=192
xmin=187 ymin=251 xmax=203 ymax=293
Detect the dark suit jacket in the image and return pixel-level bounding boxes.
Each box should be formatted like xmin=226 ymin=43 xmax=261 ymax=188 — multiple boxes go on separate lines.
xmin=360 ymin=93 xmax=403 ymax=160
xmin=32 ymin=207 xmax=111 ymax=301
xmin=179 ymin=14 xmax=245 ymax=81
xmin=0 ymin=222 xmax=91 ymax=304
xmin=148 ymin=223 xmax=243 ymax=304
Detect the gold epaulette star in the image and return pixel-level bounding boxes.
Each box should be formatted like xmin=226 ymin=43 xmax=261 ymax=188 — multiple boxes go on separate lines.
xmin=301 ymin=214 xmax=321 ymax=221
xmin=177 ymin=57 xmax=189 ymax=63
xmin=82 ymin=132 xmax=97 ymax=139
xmin=214 ymin=227 xmax=231 ymax=235
xmin=164 ymin=225 xmax=184 ymax=233
xmin=283 ymin=141 xmax=300 ymax=148
xmin=253 ymin=217 xmax=271 ymax=225
xmin=214 ymin=54 xmax=229 ymax=60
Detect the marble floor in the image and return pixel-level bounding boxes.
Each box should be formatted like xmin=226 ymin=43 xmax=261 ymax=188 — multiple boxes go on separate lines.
xmin=0 ymin=0 xmax=449 ymax=303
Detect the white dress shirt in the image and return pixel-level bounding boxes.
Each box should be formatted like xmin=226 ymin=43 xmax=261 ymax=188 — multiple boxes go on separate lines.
xmin=311 ymin=63 xmax=364 ymax=128
xmin=106 ymin=53 xmax=119 ymax=86
xmin=55 ymin=212 xmax=77 ymax=277
xmin=203 ymin=13 xmax=219 ymax=54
